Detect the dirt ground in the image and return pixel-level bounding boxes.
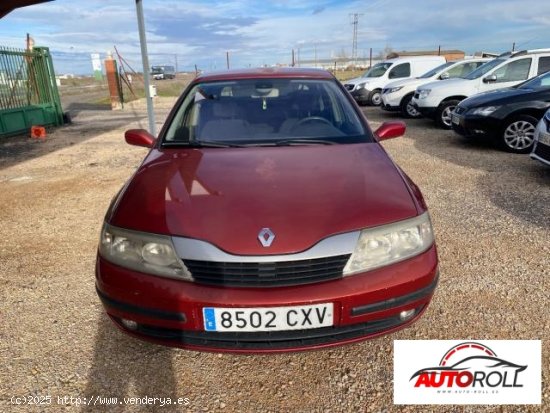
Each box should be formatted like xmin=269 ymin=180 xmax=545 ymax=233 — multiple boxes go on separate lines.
xmin=0 ymin=97 xmax=548 ymax=412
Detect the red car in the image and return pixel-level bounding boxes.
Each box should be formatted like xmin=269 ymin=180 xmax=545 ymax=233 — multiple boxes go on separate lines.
xmin=96 ymin=68 xmax=438 ymax=353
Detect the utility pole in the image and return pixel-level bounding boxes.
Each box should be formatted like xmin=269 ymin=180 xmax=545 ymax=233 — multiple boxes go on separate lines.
xmin=369 ymin=47 xmax=372 ymax=68
xmin=226 ymin=51 xmax=230 ymax=70
xmin=174 ymin=54 xmax=178 ymax=73
xmin=512 ymin=42 xmax=516 ymax=52
xmin=135 ymin=0 xmax=155 ymax=136
xmin=350 ymin=13 xmax=363 ymax=67
xmin=292 ymin=49 xmax=295 ymax=67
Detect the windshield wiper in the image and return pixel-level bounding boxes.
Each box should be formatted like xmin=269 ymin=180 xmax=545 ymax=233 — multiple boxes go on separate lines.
xmin=273 ymin=138 xmax=337 ymax=146
xmin=164 ymin=140 xmax=243 ymax=148
xmin=190 ymin=140 xmax=244 ymax=148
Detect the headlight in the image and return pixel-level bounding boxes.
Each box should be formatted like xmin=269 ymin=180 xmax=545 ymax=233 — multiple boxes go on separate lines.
xmin=471 ymin=106 xmax=500 ymax=116
xmin=386 ymin=86 xmax=403 ymax=94
xmin=343 ymin=212 xmax=434 ymax=275
xmin=417 ymin=89 xmax=431 ymax=99
xmin=357 ymin=82 xmax=366 ymax=90
xmin=99 ymin=223 xmax=193 ymax=280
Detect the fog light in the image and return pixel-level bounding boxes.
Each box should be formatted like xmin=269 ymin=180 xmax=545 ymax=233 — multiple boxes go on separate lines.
xmin=121 ymin=318 xmax=138 ymax=330
xmin=399 ymin=309 xmax=416 ymax=321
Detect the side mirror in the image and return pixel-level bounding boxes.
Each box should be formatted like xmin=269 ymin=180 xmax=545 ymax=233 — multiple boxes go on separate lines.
xmin=125 ymin=129 xmax=156 ymax=148
xmin=440 ymin=72 xmax=450 ymax=80
xmin=375 ymin=121 xmax=406 ymax=141
xmin=483 ymin=74 xmax=497 ymax=83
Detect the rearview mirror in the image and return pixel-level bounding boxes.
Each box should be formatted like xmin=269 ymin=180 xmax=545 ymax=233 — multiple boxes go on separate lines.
xmin=483 ymin=74 xmax=497 ymax=83
xmin=440 ymin=72 xmax=450 ymax=80
xmin=375 ymin=121 xmax=406 ymax=141
xmin=125 ymin=129 xmax=156 ymax=148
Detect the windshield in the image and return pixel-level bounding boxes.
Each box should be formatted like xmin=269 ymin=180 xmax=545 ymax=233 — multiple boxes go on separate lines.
xmin=463 ymin=58 xmax=506 ymax=80
xmin=163 ymin=78 xmax=369 ymax=146
xmin=419 ymin=62 xmax=454 ymax=79
xmin=362 ymin=63 xmax=392 ymax=78
xmin=151 ymin=67 xmax=163 ymax=74
xmin=518 ymin=71 xmax=550 ymax=89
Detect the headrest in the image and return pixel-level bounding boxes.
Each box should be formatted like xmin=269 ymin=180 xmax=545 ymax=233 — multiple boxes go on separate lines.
xmin=212 ymin=100 xmax=239 ymax=118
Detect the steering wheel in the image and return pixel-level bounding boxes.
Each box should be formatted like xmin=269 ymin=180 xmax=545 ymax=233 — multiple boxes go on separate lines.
xmin=291 ymin=116 xmax=333 ymax=130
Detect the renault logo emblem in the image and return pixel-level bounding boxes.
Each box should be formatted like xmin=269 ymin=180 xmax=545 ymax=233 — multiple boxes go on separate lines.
xmin=258 ymin=228 xmax=275 ymax=247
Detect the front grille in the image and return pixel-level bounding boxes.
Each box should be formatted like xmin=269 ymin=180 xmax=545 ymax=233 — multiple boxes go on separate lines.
xmin=454 ymin=106 xmax=466 ymax=115
xmin=534 ymin=141 xmax=550 ymax=160
xmin=123 ymin=307 xmax=424 ymax=350
xmin=183 ymin=254 xmax=351 ymax=288
xmin=344 ymin=84 xmax=354 ymax=91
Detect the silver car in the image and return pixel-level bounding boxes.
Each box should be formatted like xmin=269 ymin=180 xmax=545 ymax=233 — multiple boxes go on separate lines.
xmin=531 ymin=109 xmax=550 ymax=166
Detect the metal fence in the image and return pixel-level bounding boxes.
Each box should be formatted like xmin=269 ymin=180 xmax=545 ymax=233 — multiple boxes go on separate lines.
xmin=0 ymin=46 xmax=63 ymax=137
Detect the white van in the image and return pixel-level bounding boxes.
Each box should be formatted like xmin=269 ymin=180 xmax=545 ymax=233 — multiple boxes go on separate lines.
xmin=412 ymin=49 xmax=550 ymax=128
xmin=343 ymin=55 xmax=446 ymax=106
xmin=380 ymin=58 xmax=490 ymax=117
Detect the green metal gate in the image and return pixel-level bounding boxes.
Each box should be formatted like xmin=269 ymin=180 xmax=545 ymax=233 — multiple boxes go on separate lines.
xmin=0 ymin=46 xmax=63 ymax=137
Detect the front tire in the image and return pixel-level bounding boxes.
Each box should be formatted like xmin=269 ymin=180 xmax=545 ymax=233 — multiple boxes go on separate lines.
xmin=368 ymin=89 xmax=382 ymax=106
xmin=436 ymin=99 xmax=460 ymax=129
xmin=400 ymin=94 xmax=421 ymax=118
xmin=499 ymin=115 xmax=537 ymax=153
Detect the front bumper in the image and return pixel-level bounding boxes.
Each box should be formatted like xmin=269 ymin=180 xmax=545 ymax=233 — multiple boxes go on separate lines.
xmin=411 ymin=94 xmax=444 ymax=119
xmin=381 ymin=93 xmax=401 ymax=110
xmin=381 ymin=103 xmax=400 ymax=112
xmin=450 ymin=113 xmax=499 ymax=139
xmin=96 ymin=245 xmax=439 ymax=353
xmin=350 ymin=88 xmax=371 ymax=103
xmin=414 ymin=104 xmax=437 ymax=119
xmin=530 ymin=121 xmax=550 ymax=166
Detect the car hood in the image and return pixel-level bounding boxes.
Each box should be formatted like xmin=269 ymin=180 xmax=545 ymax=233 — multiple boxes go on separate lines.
xmin=417 ymin=77 xmax=469 ymax=92
xmin=385 ymin=77 xmax=432 ymax=89
xmin=458 ymin=87 xmax=533 ymax=109
xmin=345 ymin=77 xmax=384 ymax=87
xmin=110 ymin=144 xmax=419 ymax=255
xmin=344 ymin=77 xmax=368 ymax=85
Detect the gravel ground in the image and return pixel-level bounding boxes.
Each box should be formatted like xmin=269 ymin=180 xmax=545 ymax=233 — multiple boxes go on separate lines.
xmin=0 ymin=99 xmax=548 ymax=413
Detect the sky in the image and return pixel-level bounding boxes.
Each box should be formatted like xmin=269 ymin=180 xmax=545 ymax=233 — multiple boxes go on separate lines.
xmin=1 ymin=0 xmax=549 ymax=75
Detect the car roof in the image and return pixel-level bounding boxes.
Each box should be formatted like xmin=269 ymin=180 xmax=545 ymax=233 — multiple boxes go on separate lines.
xmin=194 ymin=67 xmax=335 ymax=83
xmin=379 ymin=55 xmax=446 ymax=64
xmin=498 ymin=48 xmax=550 ymax=59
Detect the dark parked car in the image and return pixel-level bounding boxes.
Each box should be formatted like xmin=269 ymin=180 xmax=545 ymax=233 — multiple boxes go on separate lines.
xmin=531 ymin=108 xmax=550 ymax=166
xmin=95 ymin=68 xmax=439 ymax=353
xmin=451 ymin=70 xmax=550 ymax=153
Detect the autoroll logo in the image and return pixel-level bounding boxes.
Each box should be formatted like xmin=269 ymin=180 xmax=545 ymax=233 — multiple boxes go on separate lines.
xmin=411 ymin=342 xmax=526 ymax=390
xmin=394 ymin=340 xmax=541 ymax=405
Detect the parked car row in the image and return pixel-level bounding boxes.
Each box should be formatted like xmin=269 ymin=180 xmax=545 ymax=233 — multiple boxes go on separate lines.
xmin=451 ymin=70 xmax=550 ymax=153
xmin=344 ymin=55 xmax=447 ymax=106
xmin=344 ymin=49 xmax=550 ymax=160
xmin=380 ymin=58 xmax=489 ymax=118
xmin=413 ymin=49 xmax=550 ymax=129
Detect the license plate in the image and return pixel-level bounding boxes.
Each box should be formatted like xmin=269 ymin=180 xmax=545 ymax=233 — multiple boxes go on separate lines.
xmin=452 ymin=113 xmax=460 ymax=125
xmin=203 ymin=303 xmax=334 ymax=332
